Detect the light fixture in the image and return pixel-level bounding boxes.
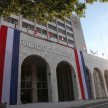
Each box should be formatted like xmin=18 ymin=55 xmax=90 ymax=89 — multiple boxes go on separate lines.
xmin=26 ymin=28 xmax=29 ymax=33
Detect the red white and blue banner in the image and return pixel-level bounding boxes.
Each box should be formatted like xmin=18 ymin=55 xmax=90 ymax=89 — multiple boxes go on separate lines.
xmin=74 ymin=49 xmax=90 ymax=100
xmin=0 ymin=25 xmax=20 ymax=105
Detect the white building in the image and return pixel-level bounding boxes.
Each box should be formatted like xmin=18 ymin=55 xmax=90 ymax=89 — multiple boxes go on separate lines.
xmin=0 ymin=14 xmax=108 ymax=105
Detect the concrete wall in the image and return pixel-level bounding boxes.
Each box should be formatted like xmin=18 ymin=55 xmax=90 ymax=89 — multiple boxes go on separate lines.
xmin=71 ymin=15 xmax=87 ymax=52
xmin=17 ymin=32 xmax=108 ymax=104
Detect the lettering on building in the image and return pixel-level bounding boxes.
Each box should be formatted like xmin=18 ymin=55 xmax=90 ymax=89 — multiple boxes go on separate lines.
xmin=20 ymin=39 xmax=73 ymax=58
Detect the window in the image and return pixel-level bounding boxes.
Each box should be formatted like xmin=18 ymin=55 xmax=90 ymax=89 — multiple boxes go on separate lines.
xmin=59 ymin=36 xmax=66 ymax=42
xmin=21 ymin=65 xmax=31 ymax=89
xmin=11 ymin=18 xmax=16 ymax=24
xmin=67 ymin=32 xmax=73 ymax=38
xmin=42 ymin=29 xmax=47 ymax=35
xmin=22 ymin=22 xmax=28 ymax=28
xmin=58 ymin=28 xmax=65 ymax=35
xmin=53 ymin=19 xmax=56 ymax=24
xmin=42 ymin=23 xmax=46 ymax=27
xmin=37 ymin=27 xmax=41 ymax=33
xmin=68 ymin=39 xmax=74 ymax=44
xmin=50 ymin=32 xmax=57 ymax=39
xmin=4 ymin=17 xmax=18 ymax=24
xmin=48 ymin=24 xmax=56 ymax=31
xmin=66 ymin=20 xmax=71 ymax=25
xmin=66 ymin=25 xmax=72 ymax=31
xmin=22 ymin=22 xmax=34 ymax=31
xmin=29 ymin=25 xmax=34 ymax=31
xmin=57 ymin=21 xmax=65 ymax=28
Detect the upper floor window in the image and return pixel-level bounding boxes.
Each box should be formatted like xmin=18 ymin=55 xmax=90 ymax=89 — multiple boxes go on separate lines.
xmin=68 ymin=39 xmax=74 ymax=44
xmin=57 ymin=21 xmax=65 ymax=28
xmin=67 ymin=32 xmax=73 ymax=38
xmin=29 ymin=24 xmax=34 ymax=31
xmin=42 ymin=23 xmax=46 ymax=27
xmin=66 ymin=19 xmax=71 ymax=25
xmin=66 ymin=25 xmax=72 ymax=31
xmin=48 ymin=24 xmax=56 ymax=31
xmin=58 ymin=28 xmax=65 ymax=35
xmin=4 ymin=17 xmax=18 ymax=24
xmin=42 ymin=29 xmax=47 ymax=35
xmin=50 ymin=32 xmax=57 ymax=39
xmin=53 ymin=19 xmax=56 ymax=24
xmin=22 ymin=22 xmax=28 ymax=28
xmin=22 ymin=22 xmax=34 ymax=31
xmin=37 ymin=27 xmax=41 ymax=33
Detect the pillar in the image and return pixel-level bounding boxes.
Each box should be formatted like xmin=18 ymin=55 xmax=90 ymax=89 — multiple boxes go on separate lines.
xmin=101 ymin=71 xmax=108 ymax=97
xmin=49 ymin=63 xmax=58 ymax=102
xmin=31 ymin=64 xmax=38 ymax=103
xmin=91 ymin=71 xmax=96 ymax=99
xmin=18 ymin=15 xmax=22 ymax=30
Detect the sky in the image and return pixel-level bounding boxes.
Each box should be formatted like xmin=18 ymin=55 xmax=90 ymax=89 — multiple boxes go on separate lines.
xmin=80 ymin=2 xmax=108 ymax=59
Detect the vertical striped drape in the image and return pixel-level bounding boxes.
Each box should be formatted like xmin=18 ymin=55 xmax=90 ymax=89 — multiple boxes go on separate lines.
xmin=0 ymin=26 xmax=20 ymax=105
xmin=74 ymin=49 xmax=90 ymax=100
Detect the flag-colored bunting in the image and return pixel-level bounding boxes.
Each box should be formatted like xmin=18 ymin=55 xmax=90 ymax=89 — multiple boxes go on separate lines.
xmin=61 ymin=37 xmax=64 ymax=40
xmin=0 ymin=25 xmax=20 ymax=105
xmin=102 ymin=53 xmax=104 ymax=56
xmin=95 ymin=51 xmax=98 ymax=54
xmin=83 ymin=46 xmax=86 ymax=50
xmin=49 ymin=31 xmax=51 ymax=39
xmin=35 ymin=27 xmax=37 ymax=36
xmin=90 ymin=49 xmax=94 ymax=54
xmin=74 ymin=49 xmax=90 ymax=100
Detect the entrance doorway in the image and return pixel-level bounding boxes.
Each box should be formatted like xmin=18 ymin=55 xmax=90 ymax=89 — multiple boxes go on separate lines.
xmin=56 ymin=62 xmax=74 ymax=102
xmin=21 ymin=55 xmax=49 ymax=103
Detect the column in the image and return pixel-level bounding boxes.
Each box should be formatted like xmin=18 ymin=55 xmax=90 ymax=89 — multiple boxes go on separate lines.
xmin=56 ymin=20 xmax=59 ymax=43
xmin=18 ymin=15 xmax=22 ymax=30
xmin=101 ymin=72 xmax=108 ymax=97
xmin=64 ymin=22 xmax=68 ymax=46
xmin=91 ymin=72 xmax=96 ymax=99
xmin=50 ymin=63 xmax=58 ymax=102
xmin=46 ymin=22 xmax=49 ymax=39
xmin=31 ymin=64 xmax=38 ymax=103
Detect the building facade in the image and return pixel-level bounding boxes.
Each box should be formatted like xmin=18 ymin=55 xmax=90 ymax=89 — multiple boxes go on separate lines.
xmin=0 ymin=14 xmax=108 ymax=104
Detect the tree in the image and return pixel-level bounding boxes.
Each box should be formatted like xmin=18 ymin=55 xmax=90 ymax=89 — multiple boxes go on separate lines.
xmin=0 ymin=0 xmax=107 ymax=24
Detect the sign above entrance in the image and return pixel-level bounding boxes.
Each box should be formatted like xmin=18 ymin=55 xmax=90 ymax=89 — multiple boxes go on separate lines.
xmin=20 ymin=39 xmax=73 ymax=58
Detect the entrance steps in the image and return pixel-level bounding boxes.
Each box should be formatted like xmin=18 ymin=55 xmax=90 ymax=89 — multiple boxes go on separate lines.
xmin=7 ymin=98 xmax=108 ymax=108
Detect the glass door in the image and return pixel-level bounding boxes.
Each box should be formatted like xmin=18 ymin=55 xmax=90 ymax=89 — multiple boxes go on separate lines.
xmin=37 ymin=67 xmax=48 ymax=102
xmin=21 ymin=65 xmax=32 ymax=103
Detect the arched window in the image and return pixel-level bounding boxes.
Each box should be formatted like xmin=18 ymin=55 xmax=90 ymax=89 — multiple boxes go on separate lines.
xmin=93 ymin=68 xmax=106 ymax=98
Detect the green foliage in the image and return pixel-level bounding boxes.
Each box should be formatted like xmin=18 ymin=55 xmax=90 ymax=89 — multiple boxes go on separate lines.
xmin=0 ymin=0 xmax=107 ymax=24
